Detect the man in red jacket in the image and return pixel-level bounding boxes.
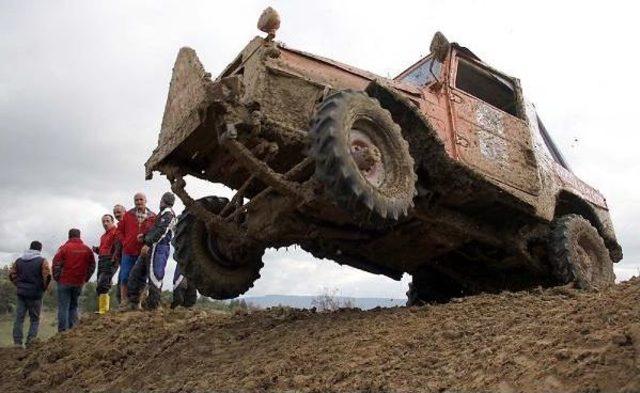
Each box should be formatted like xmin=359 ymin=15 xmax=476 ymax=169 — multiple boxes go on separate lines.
xmin=112 ymin=204 xmax=126 ymax=304
xmin=52 ymin=228 xmax=95 ymax=332
xmin=117 ymin=193 xmax=155 ymax=306
xmin=92 ymin=214 xmax=119 ymax=314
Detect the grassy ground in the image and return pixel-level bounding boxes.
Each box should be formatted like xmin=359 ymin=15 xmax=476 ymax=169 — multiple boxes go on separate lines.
xmin=0 ymin=310 xmax=58 ymax=347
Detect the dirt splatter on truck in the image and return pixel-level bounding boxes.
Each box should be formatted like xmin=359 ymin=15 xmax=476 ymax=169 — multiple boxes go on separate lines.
xmin=145 ymin=8 xmax=622 ymax=304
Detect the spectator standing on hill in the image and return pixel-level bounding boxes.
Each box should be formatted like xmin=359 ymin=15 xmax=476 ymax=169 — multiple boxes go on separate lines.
xmin=9 ymin=241 xmax=51 ymax=347
xmin=117 ymin=193 xmax=155 ymax=310
xmin=128 ymin=192 xmax=176 ymax=310
xmin=92 ymin=214 xmax=119 ymax=314
xmin=112 ymin=204 xmax=126 ymax=304
xmin=113 ymin=204 xmax=126 ymax=223
xmin=52 ymin=229 xmax=95 ymax=332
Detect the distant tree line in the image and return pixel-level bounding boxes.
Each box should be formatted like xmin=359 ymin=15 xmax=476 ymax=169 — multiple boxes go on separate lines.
xmin=311 ymin=287 xmax=355 ymax=311
xmin=2 ymin=267 xmax=353 ymax=314
xmin=0 ymin=266 xmax=253 ymax=314
xmin=0 ymin=267 xmax=58 ymax=313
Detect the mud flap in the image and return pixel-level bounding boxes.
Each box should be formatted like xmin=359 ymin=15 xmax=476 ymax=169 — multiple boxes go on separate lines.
xmin=145 ymin=47 xmax=217 ymax=179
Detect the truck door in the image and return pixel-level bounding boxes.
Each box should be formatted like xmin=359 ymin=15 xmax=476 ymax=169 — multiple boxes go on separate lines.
xmin=448 ymin=50 xmax=540 ymax=195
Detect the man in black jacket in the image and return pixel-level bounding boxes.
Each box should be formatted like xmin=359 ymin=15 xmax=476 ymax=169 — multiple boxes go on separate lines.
xmin=9 ymin=241 xmax=52 ymax=347
xmin=126 ymin=192 xmax=176 ymax=310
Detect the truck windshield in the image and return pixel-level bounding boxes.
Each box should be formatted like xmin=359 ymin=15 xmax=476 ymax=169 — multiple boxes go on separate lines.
xmin=401 ymin=57 xmax=442 ymax=87
xmin=537 ymin=114 xmax=571 ymax=171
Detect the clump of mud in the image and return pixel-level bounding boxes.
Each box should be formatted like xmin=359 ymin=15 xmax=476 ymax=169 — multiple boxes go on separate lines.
xmin=1 ymin=280 xmax=640 ymax=393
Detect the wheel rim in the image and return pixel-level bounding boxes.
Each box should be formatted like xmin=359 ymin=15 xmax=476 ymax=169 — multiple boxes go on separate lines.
xmin=349 ymin=127 xmax=386 ymax=187
xmin=201 ymin=224 xmax=237 ymax=268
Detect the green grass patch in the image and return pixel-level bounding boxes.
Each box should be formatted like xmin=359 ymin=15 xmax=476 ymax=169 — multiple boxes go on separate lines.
xmin=0 ymin=310 xmax=58 ymax=347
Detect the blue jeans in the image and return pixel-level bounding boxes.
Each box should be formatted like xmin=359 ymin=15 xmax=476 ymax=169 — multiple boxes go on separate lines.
xmin=57 ymin=283 xmax=82 ymax=332
xmin=13 ymin=295 xmax=42 ymax=346
xmin=119 ymin=253 xmax=138 ymax=284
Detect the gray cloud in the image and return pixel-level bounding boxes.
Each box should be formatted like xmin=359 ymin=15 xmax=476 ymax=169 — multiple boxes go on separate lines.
xmin=1 ymin=1 xmax=638 ymax=299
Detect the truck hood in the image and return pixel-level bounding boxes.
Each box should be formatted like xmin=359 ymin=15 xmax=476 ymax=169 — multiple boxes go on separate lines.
xmin=276 ymin=41 xmax=423 ymax=97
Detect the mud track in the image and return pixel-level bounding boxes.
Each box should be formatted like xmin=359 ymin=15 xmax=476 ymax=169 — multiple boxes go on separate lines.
xmin=1 ymin=279 xmax=640 ymax=392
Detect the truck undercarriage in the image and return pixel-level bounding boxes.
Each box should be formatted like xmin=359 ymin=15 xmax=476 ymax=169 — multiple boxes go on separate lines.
xmin=145 ymin=19 xmax=621 ymax=303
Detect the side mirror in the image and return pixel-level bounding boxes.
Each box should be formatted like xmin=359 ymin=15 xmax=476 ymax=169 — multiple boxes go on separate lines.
xmin=430 ymin=32 xmax=450 ymax=62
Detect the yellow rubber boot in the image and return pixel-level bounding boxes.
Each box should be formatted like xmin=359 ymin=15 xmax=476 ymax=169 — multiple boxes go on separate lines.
xmin=103 ymin=294 xmax=110 ymax=313
xmin=98 ymin=294 xmax=108 ymax=314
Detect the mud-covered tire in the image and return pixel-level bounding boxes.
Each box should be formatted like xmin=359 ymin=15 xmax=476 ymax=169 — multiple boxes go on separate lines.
xmin=406 ymin=268 xmax=464 ymax=306
xmin=309 ymin=90 xmax=417 ymax=225
xmin=406 ymin=282 xmax=426 ymax=307
xmin=549 ymin=214 xmax=615 ymax=290
xmin=172 ymin=196 xmax=265 ymax=299
xmin=183 ymin=280 xmax=198 ymax=308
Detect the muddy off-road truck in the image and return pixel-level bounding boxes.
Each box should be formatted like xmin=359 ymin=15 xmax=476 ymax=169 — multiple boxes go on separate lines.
xmin=145 ymin=9 xmax=622 ymax=304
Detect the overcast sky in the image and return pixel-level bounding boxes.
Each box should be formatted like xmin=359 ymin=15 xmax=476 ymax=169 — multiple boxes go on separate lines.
xmin=1 ymin=0 xmax=638 ymax=299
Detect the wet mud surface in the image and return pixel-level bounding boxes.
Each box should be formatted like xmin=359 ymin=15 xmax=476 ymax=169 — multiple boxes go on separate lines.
xmin=1 ymin=279 xmax=640 ymax=392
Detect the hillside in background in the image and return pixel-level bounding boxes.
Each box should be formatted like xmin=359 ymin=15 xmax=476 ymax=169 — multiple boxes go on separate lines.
xmin=241 ymin=294 xmax=405 ymax=309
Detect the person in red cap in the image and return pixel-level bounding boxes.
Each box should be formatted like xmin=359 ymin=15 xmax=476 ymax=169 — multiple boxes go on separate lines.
xmin=52 ymin=228 xmax=95 ymax=332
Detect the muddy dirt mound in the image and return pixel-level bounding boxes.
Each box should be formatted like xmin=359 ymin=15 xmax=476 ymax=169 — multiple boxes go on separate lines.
xmin=1 ymin=280 xmax=640 ymax=393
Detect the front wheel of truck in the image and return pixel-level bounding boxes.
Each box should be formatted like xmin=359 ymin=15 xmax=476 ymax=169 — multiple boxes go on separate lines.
xmin=548 ymin=214 xmax=615 ymax=291
xmin=309 ymin=90 xmax=417 ymax=226
xmin=172 ymin=196 xmax=265 ymax=299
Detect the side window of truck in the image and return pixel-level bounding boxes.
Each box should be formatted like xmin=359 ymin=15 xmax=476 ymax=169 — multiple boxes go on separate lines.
xmin=455 ymin=58 xmax=520 ymax=118
xmin=401 ymin=57 xmax=442 ymax=87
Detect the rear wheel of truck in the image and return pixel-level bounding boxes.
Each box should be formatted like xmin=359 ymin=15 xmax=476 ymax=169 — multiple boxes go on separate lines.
xmin=548 ymin=214 xmax=615 ymax=290
xmin=406 ymin=267 xmax=465 ymax=306
xmin=172 ymin=196 xmax=265 ymax=299
xmin=309 ymin=90 xmax=417 ymax=226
